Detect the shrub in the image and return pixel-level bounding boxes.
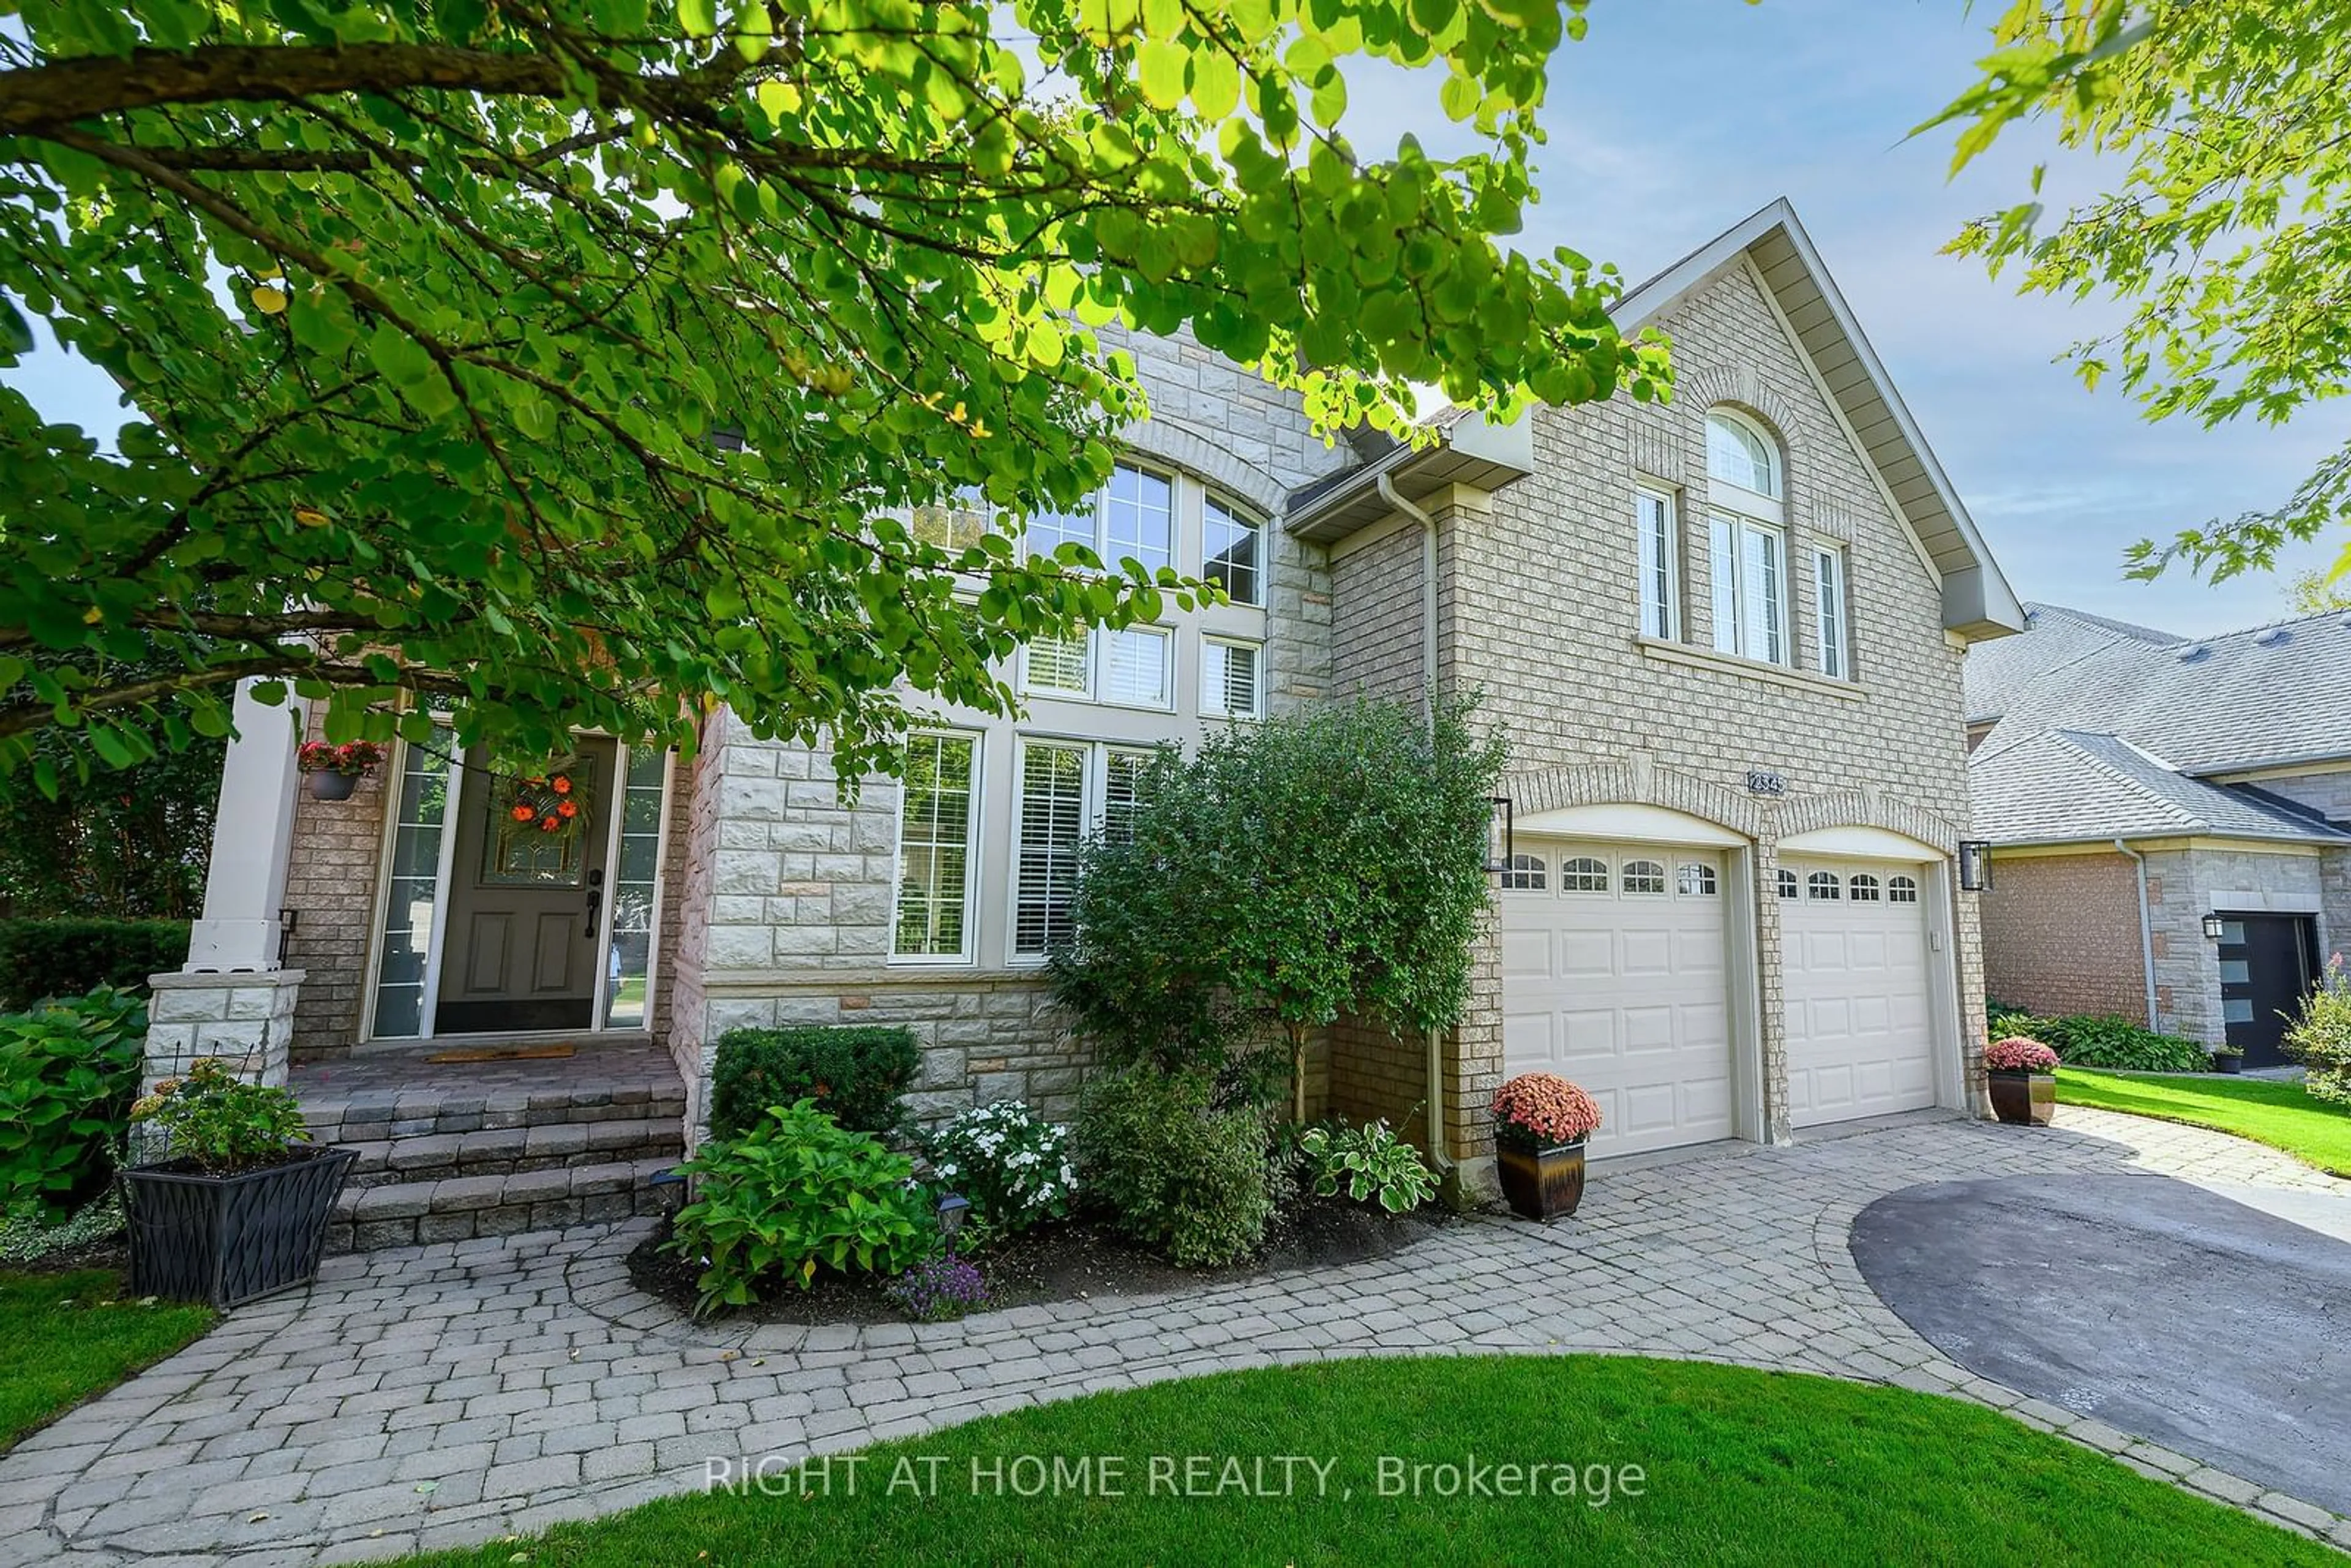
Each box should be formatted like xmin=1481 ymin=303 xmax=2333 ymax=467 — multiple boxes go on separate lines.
xmin=668 ymin=1100 xmax=936 ymax=1314
xmin=1298 ymin=1118 xmax=1437 ymax=1213
xmin=2285 ymin=955 xmax=2351 ymax=1105
xmin=884 ymin=1253 xmax=989 ymax=1322
xmin=707 ymin=1025 xmax=921 ymax=1142
xmin=0 ymin=920 xmax=190 ymax=1011
xmin=1073 ymin=1067 xmax=1272 ymax=1268
xmin=1051 ymin=697 xmax=1507 ymax=1121
xmin=1490 ymin=1073 xmax=1603 ymax=1150
xmin=923 ymin=1101 xmax=1075 ymax=1237
xmin=1985 ymin=1035 xmax=2060 ymax=1074
xmin=0 ymin=987 xmax=148 ymax=1220
xmin=1992 ymin=1012 xmax=2210 ymax=1073
xmin=130 ymin=1059 xmax=309 ymax=1174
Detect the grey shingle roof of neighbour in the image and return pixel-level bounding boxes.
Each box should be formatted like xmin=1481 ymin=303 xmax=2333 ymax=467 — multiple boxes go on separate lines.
xmin=1967 ymin=604 xmax=2351 ymax=775
xmin=1968 ymin=730 xmax=2351 ymax=846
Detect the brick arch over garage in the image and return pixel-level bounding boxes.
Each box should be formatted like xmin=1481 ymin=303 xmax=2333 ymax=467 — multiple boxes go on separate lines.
xmin=1506 ymin=754 xmax=1766 ymax=842
xmin=1772 ymin=787 xmax=1963 ymax=857
xmin=1120 ymin=418 xmax=1288 ymax=517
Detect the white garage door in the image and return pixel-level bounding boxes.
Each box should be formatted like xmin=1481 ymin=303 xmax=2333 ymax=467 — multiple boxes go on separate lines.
xmin=1500 ymin=841 xmax=1734 ymax=1158
xmin=1781 ymin=860 xmax=1937 ymax=1127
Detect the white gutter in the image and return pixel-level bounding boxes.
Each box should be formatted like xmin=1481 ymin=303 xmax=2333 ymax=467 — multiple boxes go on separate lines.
xmin=1376 ymin=472 xmax=1452 ymax=1175
xmin=2113 ymin=838 xmax=2161 ymax=1030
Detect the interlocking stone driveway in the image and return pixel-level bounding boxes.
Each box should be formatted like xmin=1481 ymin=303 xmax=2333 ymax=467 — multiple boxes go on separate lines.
xmin=6 ymin=1106 xmax=2347 ymax=1567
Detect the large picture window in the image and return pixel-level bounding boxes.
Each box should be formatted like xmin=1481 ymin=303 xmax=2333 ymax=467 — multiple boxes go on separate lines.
xmin=891 ymin=732 xmax=980 ymax=961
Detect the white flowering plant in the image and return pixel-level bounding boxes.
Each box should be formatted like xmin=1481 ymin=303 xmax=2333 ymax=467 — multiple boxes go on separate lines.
xmin=923 ymin=1101 xmax=1076 ymax=1237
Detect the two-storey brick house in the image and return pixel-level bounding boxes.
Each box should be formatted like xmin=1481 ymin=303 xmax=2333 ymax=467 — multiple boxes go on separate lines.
xmin=157 ymin=199 xmax=2023 ymax=1231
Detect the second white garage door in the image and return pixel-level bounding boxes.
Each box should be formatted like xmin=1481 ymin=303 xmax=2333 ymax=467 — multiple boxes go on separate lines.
xmin=1500 ymin=841 xmax=1735 ymax=1158
xmin=1781 ymin=860 xmax=1938 ymax=1127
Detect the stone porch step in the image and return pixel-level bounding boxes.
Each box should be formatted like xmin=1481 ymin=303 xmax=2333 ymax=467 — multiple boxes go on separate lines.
xmin=299 ymin=1079 xmax=688 ymax=1144
xmin=326 ymin=1155 xmax=683 ymax=1253
xmin=338 ymin=1116 xmax=685 ymax=1190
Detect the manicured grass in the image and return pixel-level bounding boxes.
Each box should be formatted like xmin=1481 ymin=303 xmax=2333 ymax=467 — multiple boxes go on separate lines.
xmin=0 ymin=1270 xmax=214 ymax=1450
xmin=2058 ymin=1068 xmax=2351 ymax=1177
xmin=408 ymin=1356 xmax=2333 ymax=1567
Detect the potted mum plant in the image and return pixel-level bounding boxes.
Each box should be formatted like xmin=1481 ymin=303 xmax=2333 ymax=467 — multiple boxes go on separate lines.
xmin=1985 ymin=1035 xmax=2060 ymax=1127
xmin=1491 ymin=1072 xmax=1602 ymax=1221
xmin=296 ymin=740 xmax=389 ymax=801
xmin=121 ymin=1059 xmax=358 ymax=1308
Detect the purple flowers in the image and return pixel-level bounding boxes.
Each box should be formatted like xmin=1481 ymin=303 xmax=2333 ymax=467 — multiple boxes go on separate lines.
xmin=886 ymin=1254 xmax=988 ymax=1322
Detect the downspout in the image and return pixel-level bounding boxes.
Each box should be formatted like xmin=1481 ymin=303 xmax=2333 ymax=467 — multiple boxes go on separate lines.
xmin=2114 ymin=839 xmax=2161 ymax=1030
xmin=1376 ymin=473 xmax=1453 ymax=1176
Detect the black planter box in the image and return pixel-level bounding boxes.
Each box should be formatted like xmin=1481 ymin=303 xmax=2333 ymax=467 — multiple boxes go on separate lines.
xmin=121 ymin=1144 xmax=358 ymax=1308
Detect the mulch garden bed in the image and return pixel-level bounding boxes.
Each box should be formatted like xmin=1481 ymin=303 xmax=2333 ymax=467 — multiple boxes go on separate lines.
xmin=625 ymin=1196 xmax=1453 ymax=1326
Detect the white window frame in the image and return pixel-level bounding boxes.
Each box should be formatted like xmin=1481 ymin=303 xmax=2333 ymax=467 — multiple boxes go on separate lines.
xmin=1203 ymin=494 xmax=1265 ymax=607
xmin=888 ymin=729 xmax=983 ymax=966
xmin=1009 ymin=738 xmax=1158 ymax=961
xmin=1704 ymin=409 xmax=1790 ymax=667
xmin=1022 ymin=461 xmax=1174 ymax=579
xmin=1020 ymin=631 xmax=1092 ymax=700
xmin=1100 ymin=624 xmax=1174 ymax=710
xmin=1636 ymin=486 xmax=1680 ymax=640
xmin=1202 ymin=636 xmax=1265 ymax=720
xmin=1815 ymin=544 xmax=1851 ymax=680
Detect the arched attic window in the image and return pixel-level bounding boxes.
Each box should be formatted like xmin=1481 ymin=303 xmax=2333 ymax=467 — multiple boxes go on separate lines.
xmin=1706 ymin=409 xmax=1780 ymax=501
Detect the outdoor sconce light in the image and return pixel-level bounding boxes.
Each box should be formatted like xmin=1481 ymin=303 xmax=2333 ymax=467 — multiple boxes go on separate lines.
xmin=1958 ymin=840 xmax=1993 ymax=893
xmin=1485 ymin=795 xmax=1515 ymax=875
xmin=2203 ymin=912 xmax=2228 ymax=942
xmin=935 ymin=1191 xmax=972 ymax=1248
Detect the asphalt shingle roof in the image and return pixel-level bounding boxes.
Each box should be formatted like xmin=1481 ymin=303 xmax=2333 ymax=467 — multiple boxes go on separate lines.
xmin=1968 ymin=730 xmax=2351 ymax=847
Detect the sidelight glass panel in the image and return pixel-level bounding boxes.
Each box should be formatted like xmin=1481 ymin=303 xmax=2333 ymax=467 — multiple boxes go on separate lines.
xmin=602 ymin=747 xmax=669 ymax=1029
xmin=372 ymin=731 xmax=454 ymax=1038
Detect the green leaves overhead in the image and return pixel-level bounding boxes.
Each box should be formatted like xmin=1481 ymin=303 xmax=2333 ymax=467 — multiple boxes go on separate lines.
xmin=0 ymin=0 xmax=1662 ymax=791
xmin=1930 ymin=0 xmax=2351 ymax=586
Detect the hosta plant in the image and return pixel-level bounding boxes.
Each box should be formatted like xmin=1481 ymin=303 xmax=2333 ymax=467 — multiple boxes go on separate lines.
xmin=923 ymin=1101 xmax=1076 ymax=1237
xmin=1984 ymin=1036 xmax=2060 ymax=1075
xmin=1298 ymin=1119 xmax=1437 ymax=1214
xmin=1490 ymin=1073 xmax=1603 ymax=1151
xmin=668 ymin=1100 xmax=935 ymax=1315
xmin=0 ymin=986 xmax=146 ymax=1219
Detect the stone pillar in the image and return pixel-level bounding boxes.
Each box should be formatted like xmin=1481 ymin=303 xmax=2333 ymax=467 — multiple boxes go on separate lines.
xmin=146 ymin=681 xmax=308 ymax=1100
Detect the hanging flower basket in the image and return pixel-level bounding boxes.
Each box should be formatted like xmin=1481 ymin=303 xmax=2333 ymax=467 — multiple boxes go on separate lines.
xmin=496 ymin=759 xmax=591 ymax=843
xmin=296 ymin=740 xmax=388 ymax=800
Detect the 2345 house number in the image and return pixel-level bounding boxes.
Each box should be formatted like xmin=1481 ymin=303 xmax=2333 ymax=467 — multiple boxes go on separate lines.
xmin=1745 ymin=770 xmax=1787 ymax=797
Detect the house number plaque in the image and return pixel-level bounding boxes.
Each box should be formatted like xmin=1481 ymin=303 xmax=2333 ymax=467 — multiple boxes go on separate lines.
xmin=1745 ymin=769 xmax=1787 ymax=797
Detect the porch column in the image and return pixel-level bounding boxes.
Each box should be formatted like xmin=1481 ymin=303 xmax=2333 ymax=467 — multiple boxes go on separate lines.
xmin=146 ymin=682 xmax=307 ymax=1098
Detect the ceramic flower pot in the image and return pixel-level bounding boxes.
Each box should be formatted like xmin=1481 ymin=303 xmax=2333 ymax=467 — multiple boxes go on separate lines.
xmin=306 ymin=770 xmax=360 ymax=801
xmin=1496 ymin=1138 xmax=1587 ymax=1220
xmin=1988 ymin=1070 xmax=2054 ymax=1127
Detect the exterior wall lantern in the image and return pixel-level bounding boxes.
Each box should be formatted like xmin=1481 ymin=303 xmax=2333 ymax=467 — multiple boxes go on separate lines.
xmin=1485 ymin=796 xmax=1515 ymax=875
xmin=2203 ymin=912 xmax=2228 ymax=942
xmin=1957 ymin=840 xmax=1993 ymax=893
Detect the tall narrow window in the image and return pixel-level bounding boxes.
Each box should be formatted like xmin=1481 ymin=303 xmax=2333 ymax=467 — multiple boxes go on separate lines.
xmin=1103 ymin=747 xmax=1155 ymax=844
xmin=1204 ymin=497 xmax=1263 ymax=606
xmin=1815 ymin=546 xmax=1850 ymax=680
xmin=372 ymin=731 xmax=454 ymax=1038
xmin=1014 ymin=741 xmax=1088 ymax=957
xmin=1705 ymin=410 xmax=1788 ymax=665
xmin=1102 ymin=464 xmax=1173 ymax=577
xmin=1739 ymin=523 xmax=1785 ymax=663
xmin=1636 ymin=487 xmax=1679 ymax=639
xmin=1101 ymin=626 xmax=1172 ymax=708
xmin=891 ymin=732 xmax=978 ymax=961
xmin=601 ymin=746 xmax=668 ymax=1029
xmin=1204 ymin=638 xmax=1263 ymax=718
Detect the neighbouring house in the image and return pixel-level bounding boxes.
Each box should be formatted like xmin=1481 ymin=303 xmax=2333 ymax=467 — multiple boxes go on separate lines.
xmin=1966 ymin=602 xmax=2351 ymax=1065
xmin=152 ymin=198 xmax=2024 ymax=1243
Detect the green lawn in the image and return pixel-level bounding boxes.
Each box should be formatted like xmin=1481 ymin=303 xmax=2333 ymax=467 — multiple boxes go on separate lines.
xmin=0 ymin=1270 xmax=214 ymax=1450
xmin=2058 ymin=1068 xmax=2351 ymax=1177
xmin=407 ymin=1356 xmax=2333 ymax=1567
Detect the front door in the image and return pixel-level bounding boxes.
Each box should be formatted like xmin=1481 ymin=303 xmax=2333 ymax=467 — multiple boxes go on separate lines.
xmin=2217 ymin=913 xmax=2318 ymax=1070
xmin=435 ymin=738 xmax=615 ymax=1034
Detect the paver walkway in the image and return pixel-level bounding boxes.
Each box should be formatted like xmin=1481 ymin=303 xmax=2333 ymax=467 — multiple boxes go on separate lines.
xmin=6 ymin=1106 xmax=2347 ymax=1567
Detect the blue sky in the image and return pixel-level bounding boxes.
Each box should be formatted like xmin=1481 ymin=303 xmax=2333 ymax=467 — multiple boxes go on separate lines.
xmin=8 ymin=1 xmax=2339 ymax=636
xmin=1518 ymin=0 xmax=2344 ymax=635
